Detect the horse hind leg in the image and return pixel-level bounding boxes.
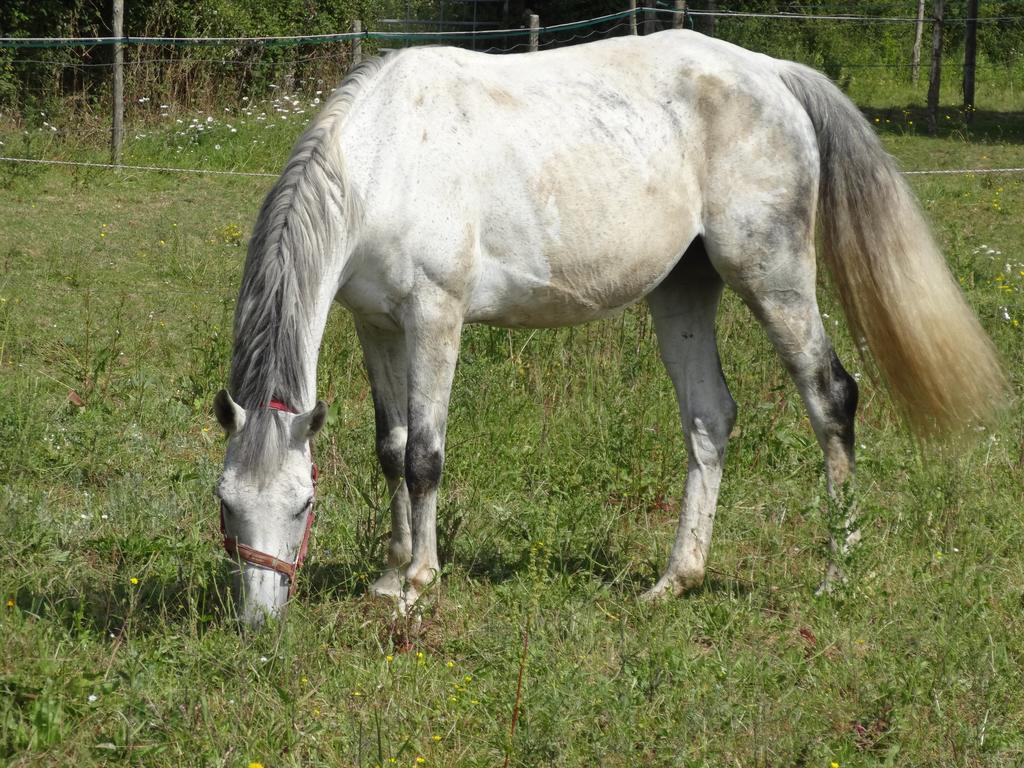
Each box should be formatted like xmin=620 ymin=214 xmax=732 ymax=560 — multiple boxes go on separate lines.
xmin=355 ymin=322 xmax=412 ymax=600
xmin=704 ymin=215 xmax=860 ymax=593
xmin=643 ymin=238 xmax=737 ymax=599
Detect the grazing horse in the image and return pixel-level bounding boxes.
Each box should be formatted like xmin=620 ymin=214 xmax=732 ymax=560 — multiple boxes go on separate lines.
xmin=213 ymin=30 xmax=1004 ymax=626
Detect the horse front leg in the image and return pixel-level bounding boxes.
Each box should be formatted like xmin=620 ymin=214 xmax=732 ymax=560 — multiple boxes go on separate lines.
xmin=402 ymin=296 xmax=464 ymax=608
xmin=355 ymin=321 xmax=412 ymax=600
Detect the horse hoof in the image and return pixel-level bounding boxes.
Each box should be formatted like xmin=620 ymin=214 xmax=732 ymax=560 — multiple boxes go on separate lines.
xmin=404 ymin=563 xmax=439 ymax=595
xmin=814 ymin=563 xmax=847 ymax=596
xmin=369 ymin=569 xmax=404 ymax=601
xmin=397 ymin=585 xmax=422 ymax=618
xmin=641 ymin=570 xmax=704 ymax=601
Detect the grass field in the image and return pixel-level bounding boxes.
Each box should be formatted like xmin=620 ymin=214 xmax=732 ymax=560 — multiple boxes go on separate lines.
xmin=2 ymin=74 xmax=1024 ymax=766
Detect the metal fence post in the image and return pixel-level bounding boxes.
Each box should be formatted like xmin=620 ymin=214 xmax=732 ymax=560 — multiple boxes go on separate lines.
xmin=529 ymin=14 xmax=539 ymax=52
xmin=630 ymin=0 xmax=638 ymax=35
xmin=912 ymin=0 xmax=925 ymax=85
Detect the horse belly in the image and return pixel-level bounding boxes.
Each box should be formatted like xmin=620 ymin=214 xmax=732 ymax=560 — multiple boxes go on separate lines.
xmin=467 ymin=244 xmax=684 ymax=328
xmin=467 ymin=163 xmax=700 ymax=328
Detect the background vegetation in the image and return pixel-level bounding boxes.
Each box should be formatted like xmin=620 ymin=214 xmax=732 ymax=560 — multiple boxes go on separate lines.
xmin=1 ymin=3 xmax=1023 ymax=767
xmin=3 ymin=1 xmax=1024 ymax=120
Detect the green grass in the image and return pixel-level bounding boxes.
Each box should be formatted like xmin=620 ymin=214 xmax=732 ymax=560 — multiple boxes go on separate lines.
xmin=1 ymin=95 xmax=1023 ymax=767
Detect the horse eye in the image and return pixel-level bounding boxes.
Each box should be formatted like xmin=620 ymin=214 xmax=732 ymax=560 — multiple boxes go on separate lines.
xmin=295 ymin=498 xmax=313 ymax=518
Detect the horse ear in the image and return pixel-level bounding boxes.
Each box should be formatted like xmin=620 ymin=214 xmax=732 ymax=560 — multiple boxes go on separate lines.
xmin=214 ymin=389 xmax=247 ymax=434
xmin=292 ymin=400 xmax=328 ymax=440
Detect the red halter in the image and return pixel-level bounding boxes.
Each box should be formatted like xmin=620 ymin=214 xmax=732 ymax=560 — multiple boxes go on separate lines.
xmin=220 ymin=399 xmax=319 ymax=599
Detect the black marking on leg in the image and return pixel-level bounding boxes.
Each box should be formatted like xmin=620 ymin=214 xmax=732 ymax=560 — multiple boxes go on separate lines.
xmin=818 ymin=349 xmax=859 ymax=454
xmin=405 ymin=427 xmax=444 ymax=496
xmin=373 ymin=401 xmax=405 ymax=481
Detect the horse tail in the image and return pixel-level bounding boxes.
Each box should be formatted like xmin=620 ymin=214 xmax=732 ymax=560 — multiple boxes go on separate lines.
xmin=778 ymin=63 xmax=1007 ymax=436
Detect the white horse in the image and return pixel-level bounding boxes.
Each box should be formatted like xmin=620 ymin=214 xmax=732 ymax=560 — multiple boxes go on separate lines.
xmin=213 ymin=30 xmax=1004 ymax=626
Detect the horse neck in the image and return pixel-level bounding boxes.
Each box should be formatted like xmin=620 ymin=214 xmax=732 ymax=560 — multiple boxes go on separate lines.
xmin=230 ymin=67 xmax=374 ymax=414
xmin=291 ymin=262 xmax=346 ymax=410
xmin=230 ymin=189 xmax=351 ymax=414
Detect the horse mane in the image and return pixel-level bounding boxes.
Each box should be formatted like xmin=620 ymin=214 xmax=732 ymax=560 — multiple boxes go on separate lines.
xmin=228 ymin=55 xmax=391 ymax=477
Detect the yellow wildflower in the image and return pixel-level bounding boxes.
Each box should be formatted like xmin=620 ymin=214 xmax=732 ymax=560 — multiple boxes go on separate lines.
xmin=130 ymin=577 xmax=139 ymax=585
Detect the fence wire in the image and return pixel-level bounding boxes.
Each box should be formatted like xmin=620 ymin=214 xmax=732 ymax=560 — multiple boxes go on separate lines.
xmin=4 ymin=154 xmax=1021 ymax=179
xmin=1 ymin=7 xmax=1021 ymax=184
xmin=3 ymin=8 xmax=1024 ymax=48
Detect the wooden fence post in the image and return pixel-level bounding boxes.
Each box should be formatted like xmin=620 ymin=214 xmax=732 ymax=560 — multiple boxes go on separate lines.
xmin=673 ymin=0 xmax=686 ymax=30
xmin=111 ymin=0 xmax=124 ymax=166
xmin=352 ymin=20 xmax=362 ymax=66
xmin=529 ymin=14 xmax=539 ymax=51
xmin=706 ymin=0 xmax=717 ymax=37
xmin=912 ymin=0 xmax=925 ymax=85
xmin=630 ymin=0 xmax=638 ymax=35
xmin=963 ymin=0 xmax=978 ymax=121
xmin=926 ymin=0 xmax=944 ymax=134
xmin=643 ymin=2 xmax=657 ymax=34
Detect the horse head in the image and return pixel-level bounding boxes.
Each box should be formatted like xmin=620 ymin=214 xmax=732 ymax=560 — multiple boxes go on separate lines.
xmin=213 ymin=389 xmax=326 ymax=627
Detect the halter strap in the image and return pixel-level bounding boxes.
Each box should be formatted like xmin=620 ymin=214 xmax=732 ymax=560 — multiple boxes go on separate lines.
xmin=219 ymin=398 xmax=319 ymax=599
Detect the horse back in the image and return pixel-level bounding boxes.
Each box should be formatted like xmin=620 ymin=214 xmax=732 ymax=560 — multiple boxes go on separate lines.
xmin=336 ymin=31 xmax=817 ymax=328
